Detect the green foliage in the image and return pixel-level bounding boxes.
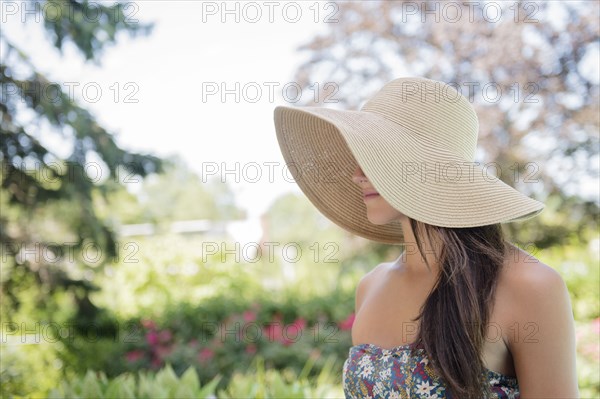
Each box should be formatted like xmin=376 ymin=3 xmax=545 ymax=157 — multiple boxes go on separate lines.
xmin=60 ymin=288 xmax=355 ymax=387
xmin=533 ymin=228 xmax=600 ymax=322
xmin=47 ymin=358 xmax=343 ymax=399
xmin=502 ymin=192 xmax=600 ymax=253
xmin=218 ymin=356 xmax=342 ymax=399
xmin=99 ymin=155 xmax=245 ymax=225
xmin=48 ymin=365 xmax=221 ymax=399
xmin=88 ymin=234 xmax=265 ymax=318
xmin=3 ymin=234 xmax=598 ymax=397
xmin=575 ymin=319 xmax=600 ymax=399
xmin=528 ymin=228 xmax=600 ymax=397
xmin=0 ymin=341 xmax=62 ymax=398
xmin=40 ymin=0 xmax=152 ymax=62
xmin=1 ymin=0 xmax=163 ymax=329
xmin=263 ymin=192 xmax=345 ymax=246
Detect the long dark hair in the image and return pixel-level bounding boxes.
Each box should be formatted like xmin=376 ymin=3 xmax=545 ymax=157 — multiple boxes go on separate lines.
xmin=407 ymin=217 xmax=509 ymax=399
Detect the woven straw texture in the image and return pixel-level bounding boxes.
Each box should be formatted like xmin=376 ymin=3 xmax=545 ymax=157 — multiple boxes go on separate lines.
xmin=273 ymin=77 xmax=545 ymax=244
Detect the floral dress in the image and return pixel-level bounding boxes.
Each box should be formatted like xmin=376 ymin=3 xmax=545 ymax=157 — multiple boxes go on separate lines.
xmin=343 ymin=342 xmax=520 ymax=399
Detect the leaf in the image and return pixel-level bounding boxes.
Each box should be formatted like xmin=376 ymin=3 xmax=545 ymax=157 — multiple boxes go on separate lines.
xmin=223 ymin=373 xmax=259 ymax=398
xmin=266 ymin=370 xmax=287 ymax=398
xmin=152 ymin=385 xmax=170 ymax=399
xmin=173 ymin=383 xmax=195 ymax=398
xmin=137 ymin=372 xmax=154 ymax=399
xmin=104 ymin=379 xmax=121 ymax=399
xmin=120 ymin=374 xmax=137 ymax=399
xmin=154 ymin=363 xmax=179 ymax=395
xmin=105 ymin=375 xmax=136 ymax=399
xmin=180 ymin=365 xmax=200 ymax=392
xmin=81 ymin=370 xmax=104 ymax=398
xmin=47 ymin=388 xmax=63 ymax=399
xmin=298 ymin=353 xmax=317 ymax=381
xmin=198 ymin=375 xmax=222 ymax=398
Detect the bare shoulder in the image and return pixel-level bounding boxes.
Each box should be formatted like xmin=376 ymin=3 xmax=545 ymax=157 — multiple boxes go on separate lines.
xmin=501 ymin=244 xmax=569 ymax=304
xmin=500 ymin=244 xmax=579 ymax=397
xmin=501 ymin=244 xmax=570 ymax=324
xmin=355 ymin=262 xmax=391 ymax=313
xmin=358 ymin=261 xmax=390 ymax=284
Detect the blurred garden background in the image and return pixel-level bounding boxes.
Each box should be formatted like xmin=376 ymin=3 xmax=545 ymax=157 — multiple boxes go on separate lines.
xmin=1 ymin=1 xmax=599 ymax=398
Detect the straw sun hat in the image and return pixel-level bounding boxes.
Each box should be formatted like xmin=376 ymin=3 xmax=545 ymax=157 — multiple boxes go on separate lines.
xmin=273 ymin=77 xmax=545 ymax=244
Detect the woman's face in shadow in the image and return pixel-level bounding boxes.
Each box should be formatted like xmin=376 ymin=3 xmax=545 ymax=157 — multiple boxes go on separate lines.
xmin=351 ymin=165 xmax=405 ymax=225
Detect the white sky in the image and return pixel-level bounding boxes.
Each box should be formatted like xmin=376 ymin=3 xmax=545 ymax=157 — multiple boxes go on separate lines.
xmin=2 ymin=1 xmax=333 ymax=241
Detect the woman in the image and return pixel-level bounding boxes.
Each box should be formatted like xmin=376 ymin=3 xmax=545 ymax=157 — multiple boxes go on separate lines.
xmin=273 ymin=77 xmax=579 ymax=398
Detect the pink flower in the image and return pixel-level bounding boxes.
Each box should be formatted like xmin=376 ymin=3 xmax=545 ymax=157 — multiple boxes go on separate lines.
xmin=292 ymin=317 xmax=307 ymax=331
xmin=151 ymin=356 xmax=162 ymax=369
xmin=141 ymin=319 xmax=156 ymax=330
xmin=125 ymin=350 xmax=144 ymax=363
xmin=281 ymin=317 xmax=306 ymax=346
xmin=339 ymin=313 xmax=355 ymax=331
xmin=158 ymin=330 xmax=172 ymax=343
xmin=198 ymin=348 xmax=215 ymax=363
xmin=146 ymin=331 xmax=159 ymax=346
xmin=155 ymin=345 xmax=173 ymax=360
xmin=264 ymin=322 xmax=284 ymax=343
xmin=592 ymin=317 xmax=600 ymax=335
xmin=245 ymin=344 xmax=257 ymax=355
xmin=243 ymin=310 xmax=257 ymax=323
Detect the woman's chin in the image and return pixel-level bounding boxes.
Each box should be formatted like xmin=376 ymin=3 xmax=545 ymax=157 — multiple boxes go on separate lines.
xmin=367 ymin=216 xmax=394 ymax=225
xmin=366 ymin=213 xmax=405 ymax=225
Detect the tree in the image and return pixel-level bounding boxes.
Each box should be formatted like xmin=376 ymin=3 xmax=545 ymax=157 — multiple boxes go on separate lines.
xmin=262 ymin=192 xmax=343 ymax=246
xmin=291 ymin=0 xmax=599 ymax=249
xmin=0 ymin=0 xmax=164 ymax=327
xmin=97 ymin=155 xmax=245 ymax=226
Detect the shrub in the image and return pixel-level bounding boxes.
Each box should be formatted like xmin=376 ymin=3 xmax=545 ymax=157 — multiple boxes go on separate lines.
xmin=47 ymin=356 xmax=344 ymax=399
xmin=48 ymin=364 xmax=220 ymax=399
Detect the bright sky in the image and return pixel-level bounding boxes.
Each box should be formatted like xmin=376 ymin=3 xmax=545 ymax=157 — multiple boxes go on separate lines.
xmin=2 ymin=1 xmax=334 ymax=242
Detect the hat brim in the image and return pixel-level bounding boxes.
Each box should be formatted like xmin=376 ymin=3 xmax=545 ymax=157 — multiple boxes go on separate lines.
xmin=274 ymin=105 xmax=545 ymax=244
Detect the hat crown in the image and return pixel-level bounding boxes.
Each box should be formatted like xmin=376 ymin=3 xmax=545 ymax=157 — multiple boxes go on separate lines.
xmin=360 ymin=77 xmax=479 ymax=161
